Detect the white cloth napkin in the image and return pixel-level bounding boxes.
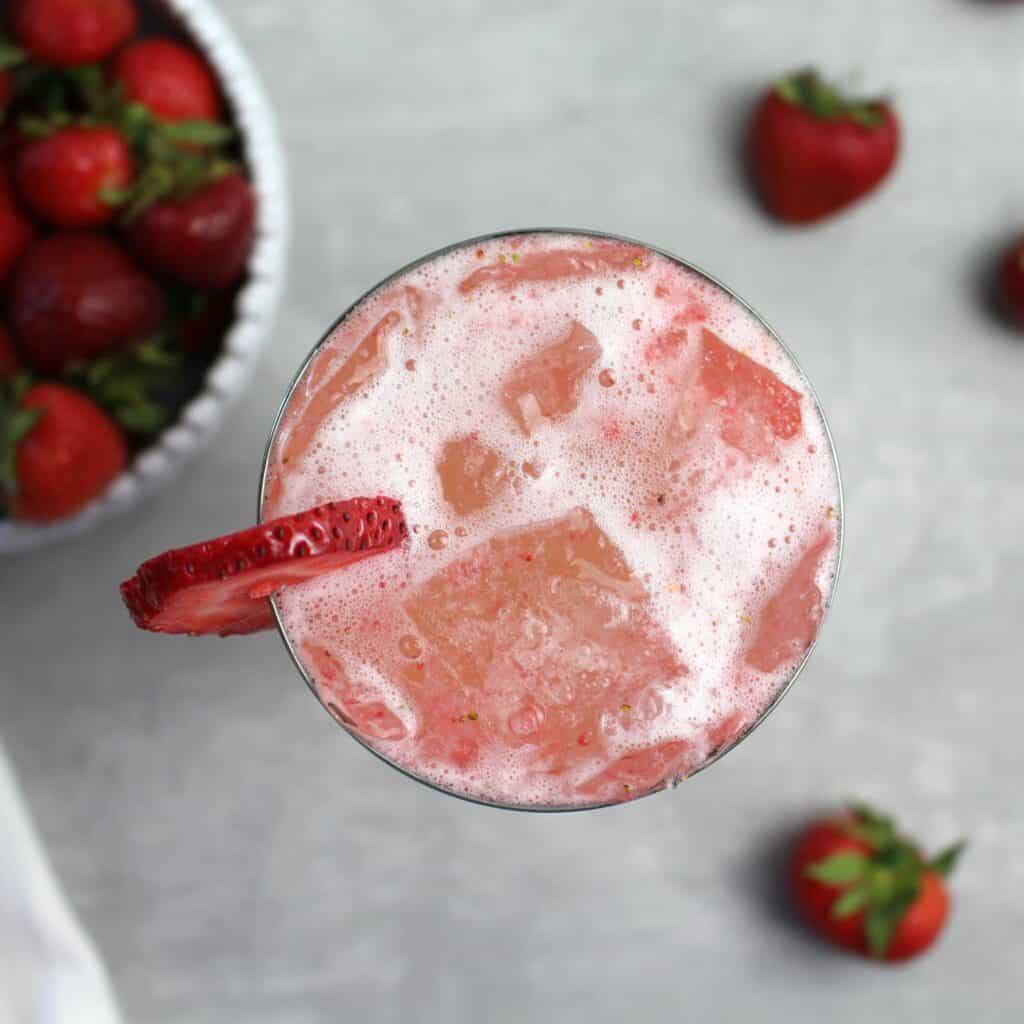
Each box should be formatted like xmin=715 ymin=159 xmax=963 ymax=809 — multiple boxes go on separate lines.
xmin=0 ymin=744 xmax=121 ymax=1024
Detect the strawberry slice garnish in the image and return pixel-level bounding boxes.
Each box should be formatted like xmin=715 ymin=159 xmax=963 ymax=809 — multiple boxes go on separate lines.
xmin=120 ymin=497 xmax=406 ymax=637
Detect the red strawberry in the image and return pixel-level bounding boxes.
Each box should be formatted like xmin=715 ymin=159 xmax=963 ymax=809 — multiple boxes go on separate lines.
xmin=0 ymin=325 xmax=19 ymax=379
xmin=0 ymin=70 xmax=14 ymax=110
xmin=790 ymin=803 xmax=963 ymax=962
xmin=175 ymin=291 xmax=233 ymax=352
xmin=1 ymin=382 xmax=127 ymax=521
xmin=15 ymin=126 xmax=133 ymax=228
xmin=750 ymin=70 xmax=899 ymax=224
xmin=0 ymin=173 xmax=34 ymax=285
xmin=112 ymin=38 xmax=223 ymax=123
xmin=128 ymin=173 xmax=255 ymax=290
xmin=998 ymin=236 xmax=1024 ymax=327
xmin=120 ymin=497 xmax=407 ymax=636
xmin=9 ymin=234 xmax=164 ymax=373
xmin=0 ymin=121 xmax=28 ymax=165
xmin=12 ymin=0 xmax=138 ymax=68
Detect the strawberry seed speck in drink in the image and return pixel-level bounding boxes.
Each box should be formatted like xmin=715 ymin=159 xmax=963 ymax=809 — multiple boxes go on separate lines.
xmin=259 ymin=230 xmax=843 ymax=809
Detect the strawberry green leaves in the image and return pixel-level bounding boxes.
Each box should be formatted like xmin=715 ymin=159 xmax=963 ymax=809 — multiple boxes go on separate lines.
xmin=90 ymin=77 xmax=238 ymax=221
xmin=930 ymin=841 xmax=966 ymax=878
xmin=830 ymin=885 xmax=871 ymax=919
xmin=804 ymin=804 xmax=964 ymax=959
xmin=64 ymin=333 xmax=184 ymax=435
xmin=804 ymin=852 xmax=869 ymax=885
xmin=12 ymin=61 xmax=238 ymax=221
xmin=0 ymin=37 xmax=27 ymax=73
xmin=775 ymin=69 xmax=887 ymax=129
xmin=864 ymin=893 xmax=919 ymax=958
xmin=0 ymin=374 xmax=41 ymax=507
xmin=841 ymin=801 xmax=897 ymax=847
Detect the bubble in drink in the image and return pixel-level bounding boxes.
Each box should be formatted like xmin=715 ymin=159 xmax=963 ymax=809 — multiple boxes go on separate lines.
xmin=264 ymin=232 xmax=841 ymax=808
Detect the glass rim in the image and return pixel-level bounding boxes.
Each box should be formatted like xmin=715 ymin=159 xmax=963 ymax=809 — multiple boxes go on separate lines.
xmin=257 ymin=226 xmax=846 ymax=814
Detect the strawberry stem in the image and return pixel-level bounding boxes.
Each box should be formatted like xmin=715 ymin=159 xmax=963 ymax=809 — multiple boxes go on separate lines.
xmin=775 ymin=69 xmax=887 ymax=128
xmin=0 ymin=36 xmax=26 ymax=72
xmin=161 ymin=120 xmax=235 ymax=147
xmin=17 ymin=112 xmax=72 ymax=138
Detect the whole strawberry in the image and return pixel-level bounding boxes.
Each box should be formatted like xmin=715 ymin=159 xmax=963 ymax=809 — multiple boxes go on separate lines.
xmin=998 ymin=236 xmax=1024 ymax=327
xmin=0 ymin=121 xmax=26 ymax=165
xmin=790 ymin=803 xmax=963 ymax=962
xmin=16 ymin=125 xmax=133 ymax=228
xmin=112 ymin=38 xmax=223 ymax=123
xmin=0 ymin=173 xmax=34 ymax=284
xmin=9 ymin=234 xmax=164 ymax=373
xmin=174 ymin=291 xmax=233 ymax=352
xmin=750 ymin=70 xmax=899 ymax=224
xmin=1 ymin=381 xmax=127 ymax=521
xmin=12 ymin=0 xmax=138 ymax=67
xmin=128 ymin=173 xmax=255 ymax=290
xmin=0 ymin=70 xmax=14 ymax=111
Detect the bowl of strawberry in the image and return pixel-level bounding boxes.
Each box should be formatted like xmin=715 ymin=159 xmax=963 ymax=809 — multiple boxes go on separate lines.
xmin=0 ymin=0 xmax=287 ymax=553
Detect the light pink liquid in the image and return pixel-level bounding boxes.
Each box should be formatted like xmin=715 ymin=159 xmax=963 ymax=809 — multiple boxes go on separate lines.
xmin=263 ymin=233 xmax=841 ymax=807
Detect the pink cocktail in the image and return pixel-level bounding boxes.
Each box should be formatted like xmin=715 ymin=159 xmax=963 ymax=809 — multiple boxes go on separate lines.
xmin=260 ymin=230 xmax=843 ymax=809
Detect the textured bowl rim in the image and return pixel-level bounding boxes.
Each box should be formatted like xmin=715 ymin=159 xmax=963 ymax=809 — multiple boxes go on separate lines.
xmin=0 ymin=0 xmax=290 ymax=555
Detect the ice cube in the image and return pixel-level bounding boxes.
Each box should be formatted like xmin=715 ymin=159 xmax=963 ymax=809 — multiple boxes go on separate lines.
xmin=745 ymin=529 xmax=833 ymax=673
xmin=401 ymin=508 xmax=686 ymax=780
xmin=698 ymin=328 xmax=803 ymax=456
xmin=459 ymin=243 xmax=646 ymax=293
xmin=279 ymin=310 xmax=399 ymax=467
xmin=436 ymin=435 xmax=510 ymax=514
xmin=502 ymin=320 xmax=602 ymax=435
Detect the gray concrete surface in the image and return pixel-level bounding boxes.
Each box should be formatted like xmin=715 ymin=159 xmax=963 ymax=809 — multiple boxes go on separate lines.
xmin=2 ymin=0 xmax=1023 ymax=1020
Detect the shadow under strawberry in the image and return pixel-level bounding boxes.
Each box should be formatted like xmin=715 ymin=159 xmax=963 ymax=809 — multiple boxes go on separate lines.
xmin=721 ymin=79 xmax=778 ymax=224
xmin=970 ymin=229 xmax=1024 ymax=338
xmin=738 ymin=808 xmax=857 ymax=961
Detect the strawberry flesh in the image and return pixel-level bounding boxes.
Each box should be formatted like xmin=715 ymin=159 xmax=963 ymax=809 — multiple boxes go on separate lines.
xmin=121 ymin=497 xmax=406 ymax=637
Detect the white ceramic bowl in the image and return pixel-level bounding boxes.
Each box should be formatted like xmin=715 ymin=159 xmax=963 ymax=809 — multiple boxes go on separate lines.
xmin=0 ymin=0 xmax=289 ymax=555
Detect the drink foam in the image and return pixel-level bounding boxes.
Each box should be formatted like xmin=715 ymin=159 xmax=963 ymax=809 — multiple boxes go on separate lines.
xmin=263 ymin=232 xmax=841 ymax=808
